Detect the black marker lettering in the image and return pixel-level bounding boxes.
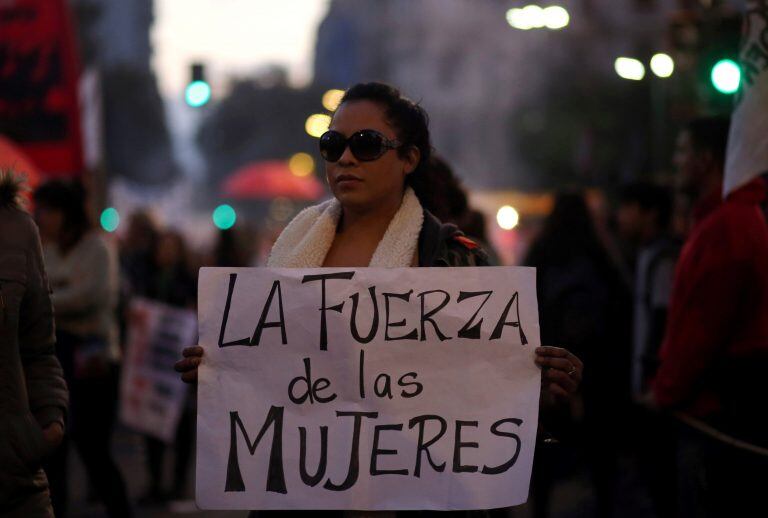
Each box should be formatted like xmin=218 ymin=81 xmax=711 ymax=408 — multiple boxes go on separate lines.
xmin=453 ymin=420 xmax=479 ymax=473
xmin=225 ymin=407 xmax=286 ymax=493
xmin=456 ymin=290 xmax=493 ymax=340
xmin=384 ymin=290 xmax=418 ymax=341
xmin=408 ymin=415 xmax=447 ymax=477
xmin=418 ymin=290 xmax=452 ymax=341
xmin=251 ymin=280 xmax=287 ymax=345
xmin=371 ymin=424 xmax=408 ymax=476
xmin=218 ymin=274 xmax=250 ymax=347
xmin=490 ymin=292 xmax=528 ymax=344
xmin=302 ymin=272 xmax=355 ymax=351
xmin=481 ymin=418 xmax=523 ymax=474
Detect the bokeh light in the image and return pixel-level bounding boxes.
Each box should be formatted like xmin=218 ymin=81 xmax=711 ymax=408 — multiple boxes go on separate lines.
xmin=305 ymin=113 xmax=332 ymax=138
xmin=543 ymin=6 xmax=569 ymax=30
xmin=212 ymin=204 xmax=237 ymax=230
xmin=507 ymin=5 xmax=569 ymax=30
xmin=100 ymin=207 xmax=120 ymax=232
xmin=322 ymin=89 xmax=345 ymax=111
xmin=496 ymin=205 xmax=520 ymax=230
xmin=185 ymin=80 xmax=211 ymax=107
xmin=650 ymin=53 xmax=675 ymax=78
xmin=614 ymin=57 xmax=646 ymax=81
xmin=288 ymin=152 xmax=315 ymax=177
xmin=711 ymin=59 xmax=741 ymax=94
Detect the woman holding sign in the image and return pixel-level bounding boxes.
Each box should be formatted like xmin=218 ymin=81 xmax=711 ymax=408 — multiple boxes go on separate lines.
xmin=176 ymin=82 xmax=584 ymax=509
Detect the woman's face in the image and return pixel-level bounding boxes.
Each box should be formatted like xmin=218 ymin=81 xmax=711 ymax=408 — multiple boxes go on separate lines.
xmin=325 ymin=100 xmax=419 ymax=213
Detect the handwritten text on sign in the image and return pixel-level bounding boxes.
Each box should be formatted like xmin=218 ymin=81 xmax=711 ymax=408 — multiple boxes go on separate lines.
xmin=196 ymin=267 xmax=541 ymax=510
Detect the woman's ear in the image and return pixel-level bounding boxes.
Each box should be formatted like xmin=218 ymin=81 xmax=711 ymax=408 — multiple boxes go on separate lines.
xmin=403 ymin=146 xmax=421 ymax=175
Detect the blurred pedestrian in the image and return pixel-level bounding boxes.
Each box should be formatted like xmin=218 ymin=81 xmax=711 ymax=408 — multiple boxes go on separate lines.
xmin=175 ymin=82 xmax=584 ymax=516
xmin=120 ymin=210 xmax=159 ymax=298
xmin=616 ymin=182 xmax=678 ymax=400
xmin=140 ymin=230 xmax=196 ymax=504
xmin=524 ymin=191 xmax=632 ymax=518
xmin=616 ymin=181 xmax=679 ymax=518
xmin=419 ymin=155 xmax=500 ymax=264
xmin=212 ymin=226 xmax=256 ymax=268
xmin=0 ymin=170 xmax=69 ymax=517
xmin=34 ymin=180 xmax=132 ymax=518
xmin=651 ymin=117 xmax=768 ymax=517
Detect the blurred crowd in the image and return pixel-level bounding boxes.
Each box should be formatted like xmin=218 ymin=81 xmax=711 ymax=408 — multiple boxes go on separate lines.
xmin=2 ymin=111 xmax=767 ymax=518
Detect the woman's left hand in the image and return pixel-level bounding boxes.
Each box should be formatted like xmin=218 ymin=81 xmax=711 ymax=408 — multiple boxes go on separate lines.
xmin=535 ymin=346 xmax=583 ymax=401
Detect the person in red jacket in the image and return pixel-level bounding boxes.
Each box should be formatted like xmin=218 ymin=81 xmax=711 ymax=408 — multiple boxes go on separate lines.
xmin=651 ymin=117 xmax=768 ymax=518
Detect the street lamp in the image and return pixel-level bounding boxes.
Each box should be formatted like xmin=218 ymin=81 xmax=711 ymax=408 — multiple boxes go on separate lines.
xmin=496 ymin=206 xmax=520 ymax=230
xmin=614 ymin=57 xmax=646 ymax=81
xmin=506 ymin=5 xmax=569 ymax=31
xmin=650 ymin=53 xmax=674 ymax=78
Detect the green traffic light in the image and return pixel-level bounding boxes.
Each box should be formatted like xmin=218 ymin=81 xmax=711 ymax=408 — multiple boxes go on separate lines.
xmin=711 ymin=59 xmax=741 ymax=94
xmin=213 ymin=204 xmax=236 ymax=230
xmin=185 ymin=80 xmax=211 ymax=107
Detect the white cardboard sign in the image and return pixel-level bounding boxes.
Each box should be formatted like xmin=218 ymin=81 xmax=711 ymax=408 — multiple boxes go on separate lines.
xmin=120 ymin=298 xmax=197 ymax=442
xmin=196 ymin=267 xmax=541 ymax=510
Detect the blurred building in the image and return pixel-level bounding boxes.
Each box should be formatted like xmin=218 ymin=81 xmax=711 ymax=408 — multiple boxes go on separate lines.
xmin=71 ymin=0 xmax=178 ymax=184
xmin=313 ymin=0 xmax=738 ymax=190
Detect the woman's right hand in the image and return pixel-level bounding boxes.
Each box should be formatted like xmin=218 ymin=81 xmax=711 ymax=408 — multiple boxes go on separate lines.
xmin=174 ymin=346 xmax=204 ymax=383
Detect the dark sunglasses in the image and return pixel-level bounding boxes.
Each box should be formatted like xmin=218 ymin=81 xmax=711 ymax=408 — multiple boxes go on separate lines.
xmin=319 ymin=129 xmax=402 ymax=162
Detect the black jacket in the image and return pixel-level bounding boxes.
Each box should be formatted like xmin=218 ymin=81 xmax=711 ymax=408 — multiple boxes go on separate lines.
xmin=0 ymin=172 xmax=68 ymax=514
xmin=418 ymin=210 xmax=489 ymax=267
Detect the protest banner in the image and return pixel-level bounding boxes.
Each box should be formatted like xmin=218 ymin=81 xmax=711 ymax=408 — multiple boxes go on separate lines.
xmin=120 ymin=298 xmax=197 ymax=442
xmin=196 ymin=266 xmax=541 ymax=510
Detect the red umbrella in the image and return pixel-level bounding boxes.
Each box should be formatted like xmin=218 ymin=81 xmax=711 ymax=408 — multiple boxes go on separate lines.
xmin=0 ymin=135 xmax=43 ymax=192
xmin=221 ymin=160 xmax=325 ymax=201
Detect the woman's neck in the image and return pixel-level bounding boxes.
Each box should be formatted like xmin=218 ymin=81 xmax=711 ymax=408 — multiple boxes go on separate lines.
xmin=338 ymin=193 xmax=403 ymax=238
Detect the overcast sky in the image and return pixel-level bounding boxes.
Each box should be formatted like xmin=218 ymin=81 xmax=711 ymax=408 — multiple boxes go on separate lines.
xmin=152 ymin=0 xmax=331 ymax=97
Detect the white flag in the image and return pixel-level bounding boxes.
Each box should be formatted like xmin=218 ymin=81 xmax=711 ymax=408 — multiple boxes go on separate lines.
xmin=724 ymin=2 xmax=768 ymax=196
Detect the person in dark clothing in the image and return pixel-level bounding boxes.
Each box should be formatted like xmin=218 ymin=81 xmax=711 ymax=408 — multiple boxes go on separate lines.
xmin=419 ymin=155 xmax=500 ymax=264
xmin=617 ymin=182 xmax=679 ymax=518
xmin=651 ymin=118 xmax=768 ymax=518
xmin=139 ymin=230 xmax=197 ymax=503
xmin=0 ymin=170 xmax=69 ymax=517
xmin=524 ymin=191 xmax=632 ymax=518
xmin=34 ymin=180 xmax=132 ymax=518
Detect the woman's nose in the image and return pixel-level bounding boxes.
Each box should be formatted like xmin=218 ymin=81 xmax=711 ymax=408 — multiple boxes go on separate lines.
xmin=337 ymin=144 xmax=357 ymax=166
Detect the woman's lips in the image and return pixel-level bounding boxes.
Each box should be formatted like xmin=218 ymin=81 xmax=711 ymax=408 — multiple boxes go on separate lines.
xmin=336 ymin=174 xmax=363 ymax=186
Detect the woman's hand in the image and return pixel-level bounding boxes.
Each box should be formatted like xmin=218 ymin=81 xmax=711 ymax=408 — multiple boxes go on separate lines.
xmin=174 ymin=346 xmax=204 ymax=384
xmin=42 ymin=422 xmax=64 ymax=456
xmin=535 ymin=346 xmax=583 ymax=401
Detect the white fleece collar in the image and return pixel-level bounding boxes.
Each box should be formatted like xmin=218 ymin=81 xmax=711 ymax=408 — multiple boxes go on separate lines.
xmin=267 ymin=188 xmax=424 ymax=268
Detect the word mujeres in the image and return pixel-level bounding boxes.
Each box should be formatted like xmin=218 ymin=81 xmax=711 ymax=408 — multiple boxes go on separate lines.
xmin=225 ymin=407 xmax=524 ymax=494
xmin=217 ymin=271 xmax=528 ymax=350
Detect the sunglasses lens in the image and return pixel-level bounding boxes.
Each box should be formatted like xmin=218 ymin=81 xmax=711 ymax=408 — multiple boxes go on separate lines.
xmin=349 ymin=131 xmax=385 ymax=161
xmin=319 ymin=131 xmax=346 ymax=162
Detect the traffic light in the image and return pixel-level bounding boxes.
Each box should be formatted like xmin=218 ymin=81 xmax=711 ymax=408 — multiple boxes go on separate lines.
xmin=666 ymin=9 xmax=742 ymax=112
xmin=710 ymin=58 xmax=741 ymax=94
xmin=185 ymin=63 xmax=211 ymax=107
